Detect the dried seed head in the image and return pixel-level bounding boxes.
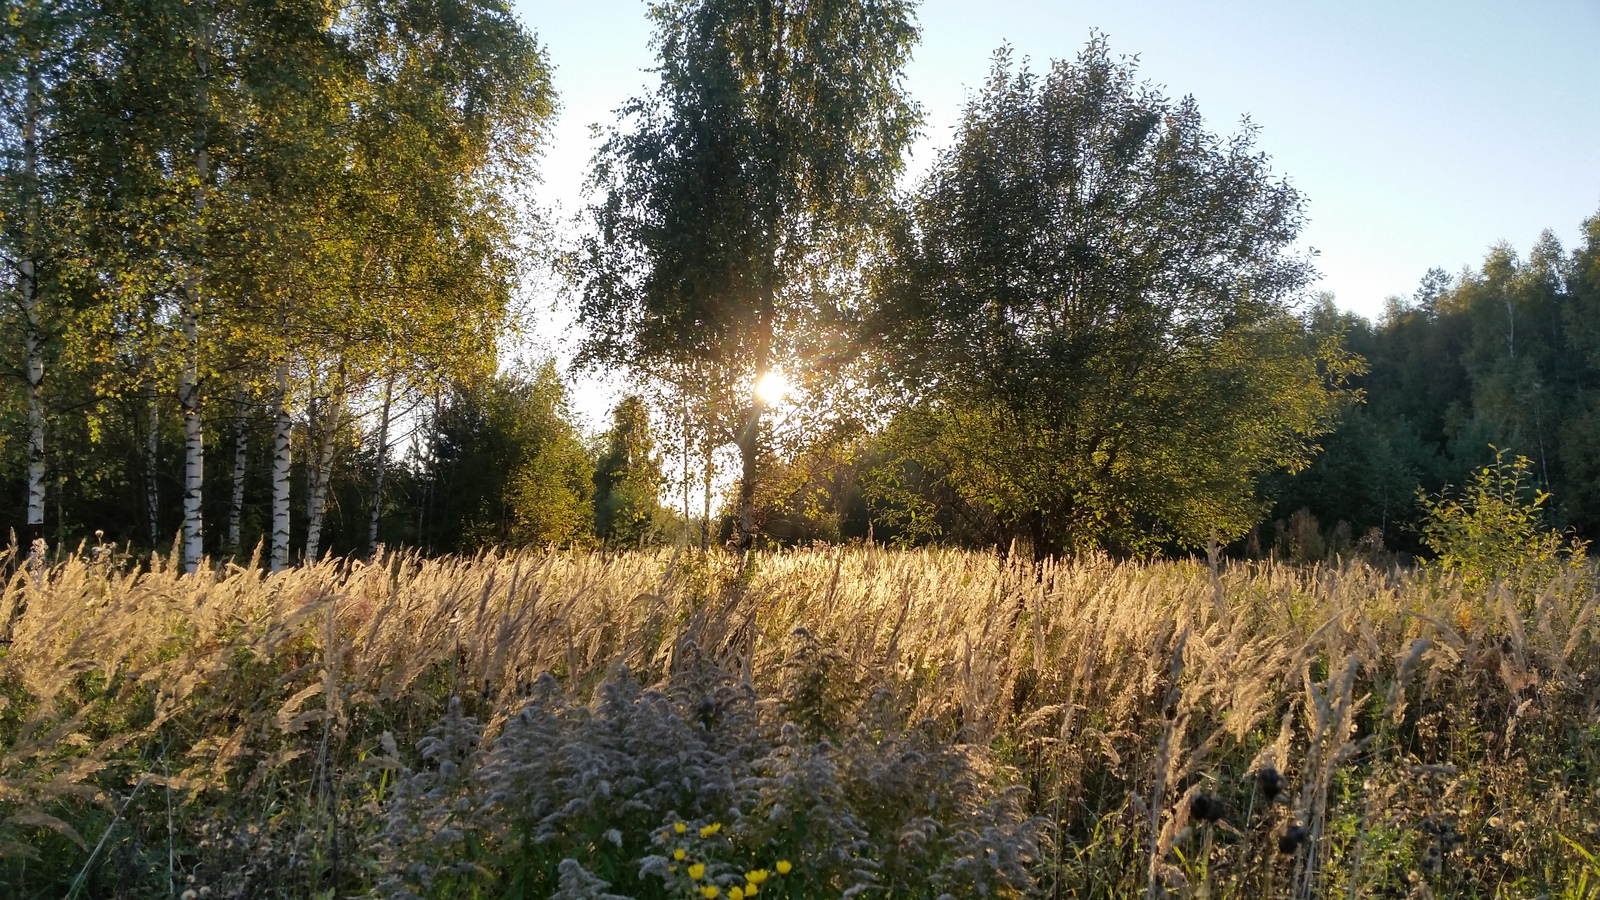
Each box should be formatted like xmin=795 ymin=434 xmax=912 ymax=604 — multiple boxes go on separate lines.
xmin=1278 ymin=824 xmax=1308 ymax=854
xmin=1256 ymin=766 xmax=1285 ymax=801
xmin=1190 ymin=792 xmax=1226 ymax=823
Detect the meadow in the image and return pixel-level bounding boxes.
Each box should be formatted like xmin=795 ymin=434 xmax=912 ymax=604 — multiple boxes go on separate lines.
xmin=1 ymin=543 xmax=1598 ymax=899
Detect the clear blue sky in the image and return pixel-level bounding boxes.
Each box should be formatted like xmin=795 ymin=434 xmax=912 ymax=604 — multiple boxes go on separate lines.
xmin=517 ymin=0 xmax=1600 ymax=422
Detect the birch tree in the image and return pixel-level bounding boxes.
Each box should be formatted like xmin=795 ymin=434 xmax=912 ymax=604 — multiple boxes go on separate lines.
xmin=0 ymin=0 xmax=79 ymax=553
xmin=296 ymin=0 xmax=551 ymax=560
xmin=578 ymin=0 xmax=920 ymax=552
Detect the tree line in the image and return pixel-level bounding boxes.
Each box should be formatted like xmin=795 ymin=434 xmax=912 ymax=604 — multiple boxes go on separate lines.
xmin=1 ymin=0 xmax=554 ymax=569
xmin=4 ymin=0 xmax=1596 ymax=564
xmin=1267 ymin=220 xmax=1600 ymax=558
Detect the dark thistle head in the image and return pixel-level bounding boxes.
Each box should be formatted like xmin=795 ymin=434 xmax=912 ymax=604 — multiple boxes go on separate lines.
xmin=1190 ymin=792 xmax=1226 ymax=824
xmin=1256 ymin=766 xmax=1285 ymax=802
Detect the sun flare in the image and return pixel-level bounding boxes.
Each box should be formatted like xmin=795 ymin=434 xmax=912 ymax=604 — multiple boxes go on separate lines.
xmin=754 ymin=369 xmax=791 ymax=405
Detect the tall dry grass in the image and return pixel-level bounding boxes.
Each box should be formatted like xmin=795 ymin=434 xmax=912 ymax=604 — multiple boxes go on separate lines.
xmin=1 ymin=542 xmax=1598 ymax=897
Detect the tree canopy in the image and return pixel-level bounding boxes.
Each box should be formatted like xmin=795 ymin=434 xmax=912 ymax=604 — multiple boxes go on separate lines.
xmin=868 ymin=42 xmax=1356 ymax=557
xmin=577 ymin=0 xmax=921 ymax=550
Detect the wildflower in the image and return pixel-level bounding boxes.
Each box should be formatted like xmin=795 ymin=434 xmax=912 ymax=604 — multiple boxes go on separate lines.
xmin=701 ymin=887 xmax=720 ymax=899
xmin=700 ymin=822 xmax=722 ymax=838
xmin=675 ymin=822 xmax=688 ymax=834
xmin=744 ymin=883 xmax=759 ymax=895
xmin=730 ymin=887 xmax=745 ymax=900
xmin=674 ymin=848 xmax=686 ymax=861
xmin=745 ymin=869 xmax=769 ymax=885
xmin=688 ymin=863 xmax=706 ymax=880
xmin=776 ymin=860 xmax=792 ymax=875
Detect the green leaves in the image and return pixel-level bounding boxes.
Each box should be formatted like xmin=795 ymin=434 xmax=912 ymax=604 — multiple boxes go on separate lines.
xmin=1417 ymin=448 xmax=1587 ymax=591
xmin=869 ymin=38 xmax=1348 ymax=558
xmin=594 ymin=395 xmax=666 ymax=547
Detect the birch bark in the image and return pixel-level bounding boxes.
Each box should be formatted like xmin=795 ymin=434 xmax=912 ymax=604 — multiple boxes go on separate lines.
xmin=227 ymin=389 xmax=247 ymax=553
xmin=269 ymin=359 xmax=292 ymax=571
xmin=19 ymin=53 xmax=45 ymax=553
xmin=177 ymin=13 xmax=214 ymax=573
xmin=145 ymin=382 xmax=161 ymax=548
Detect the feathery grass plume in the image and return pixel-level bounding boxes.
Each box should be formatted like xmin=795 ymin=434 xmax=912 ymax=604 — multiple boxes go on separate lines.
xmin=0 ymin=544 xmax=1597 ymax=895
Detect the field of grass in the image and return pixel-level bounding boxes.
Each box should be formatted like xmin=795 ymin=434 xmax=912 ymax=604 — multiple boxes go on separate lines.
xmin=2 ymin=543 xmax=1599 ymax=898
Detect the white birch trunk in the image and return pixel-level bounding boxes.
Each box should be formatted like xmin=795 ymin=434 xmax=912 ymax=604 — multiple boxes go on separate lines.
xmin=303 ymin=368 xmax=345 ymax=563
xmin=227 ymin=389 xmax=247 ymax=553
xmin=179 ymin=320 xmax=203 ymax=571
xmin=269 ymin=360 xmax=292 ymax=571
xmin=178 ymin=15 xmax=213 ymax=573
xmin=145 ymin=381 xmax=161 ymax=548
xmin=20 ymin=43 xmax=45 ymax=555
xmin=366 ymin=376 xmax=394 ymax=556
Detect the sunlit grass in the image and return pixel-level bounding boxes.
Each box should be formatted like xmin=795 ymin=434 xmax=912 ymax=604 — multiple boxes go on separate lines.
xmin=1 ymin=544 xmax=1597 ymax=897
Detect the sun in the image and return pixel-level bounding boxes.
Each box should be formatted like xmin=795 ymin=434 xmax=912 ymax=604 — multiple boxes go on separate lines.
xmin=754 ymin=369 xmax=791 ymax=405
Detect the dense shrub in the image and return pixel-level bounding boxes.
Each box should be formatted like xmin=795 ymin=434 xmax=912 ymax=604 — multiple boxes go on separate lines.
xmin=373 ymin=652 xmax=1038 ymax=899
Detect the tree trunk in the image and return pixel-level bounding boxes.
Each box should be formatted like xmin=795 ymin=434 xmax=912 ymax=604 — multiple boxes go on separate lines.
xmin=269 ymin=360 xmax=292 ymax=571
xmin=178 ymin=322 xmax=204 ymax=572
xmin=366 ymin=375 xmax=394 ymax=556
xmin=733 ymin=320 xmax=772 ymax=554
xmin=304 ymin=366 xmax=345 ymax=563
xmin=145 ymin=381 xmax=161 ymax=549
xmin=681 ymin=394 xmax=691 ymax=528
xmin=701 ymin=435 xmax=714 ymax=551
xmin=20 ymin=56 xmax=44 ymax=554
xmin=227 ymin=388 xmax=248 ymax=555
xmin=178 ymin=13 xmax=213 ymax=574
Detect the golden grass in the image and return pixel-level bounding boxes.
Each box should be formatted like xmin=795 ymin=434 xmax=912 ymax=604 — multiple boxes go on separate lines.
xmin=2 ymin=543 xmax=1598 ymax=897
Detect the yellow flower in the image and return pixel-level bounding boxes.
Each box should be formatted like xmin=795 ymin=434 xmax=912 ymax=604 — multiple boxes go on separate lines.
xmin=775 ymin=860 xmax=792 ymax=875
xmin=729 ymin=888 xmax=745 ymax=900
xmin=674 ymin=822 xmax=688 ymax=834
xmin=745 ymin=869 xmax=768 ymax=885
xmin=701 ymin=888 xmax=720 ymax=899
xmin=673 ymin=848 xmax=686 ymax=861
xmin=744 ymin=883 xmax=759 ymax=895
xmin=700 ymin=822 xmax=722 ymax=838
xmin=688 ymin=863 xmax=706 ymax=880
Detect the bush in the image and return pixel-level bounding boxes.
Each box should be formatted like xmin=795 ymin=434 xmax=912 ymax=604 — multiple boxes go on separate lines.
xmin=1416 ymin=448 xmax=1588 ymax=590
xmin=372 ymin=649 xmax=1039 ymax=899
